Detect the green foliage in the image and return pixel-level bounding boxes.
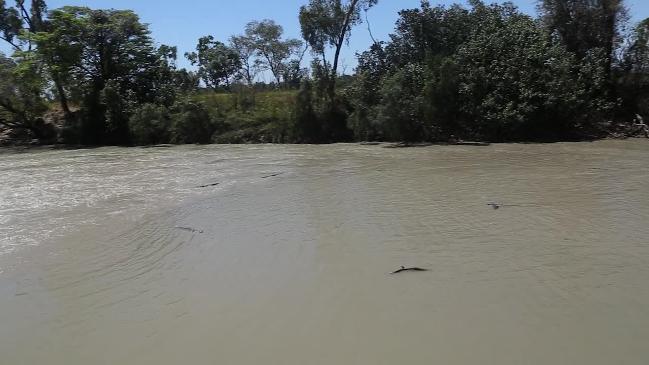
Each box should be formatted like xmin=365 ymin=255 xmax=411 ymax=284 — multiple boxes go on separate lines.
xmin=539 ymin=0 xmax=628 ymax=63
xmin=349 ymin=42 xmax=387 ymax=140
xmin=385 ymin=2 xmax=471 ymax=67
xmin=0 ymin=1 xmax=22 ymax=48
xmin=452 ymin=11 xmax=585 ymax=140
xmin=0 ymin=52 xmax=48 ymax=136
xmin=3 ymin=0 xmax=649 ymax=145
xmin=230 ymin=33 xmax=264 ymax=85
xmin=172 ymin=68 xmax=201 ymax=94
xmin=245 ymin=20 xmax=303 ymax=85
xmin=347 ymin=0 xmax=627 ymax=142
xmin=292 ymin=80 xmax=321 ymax=143
xmin=375 ymin=63 xmax=425 ymax=141
xmin=101 ymin=79 xmax=133 ymax=144
xmin=421 ymin=58 xmax=461 ymax=139
xmin=617 ymin=18 xmax=649 ymax=120
xmin=1 ymin=0 xmax=47 ymax=50
xmin=300 ymin=0 xmax=379 ymax=99
xmin=26 ymin=6 xmax=188 ymax=145
xmin=171 ymin=101 xmax=222 ymax=144
xmin=186 ymin=36 xmax=241 ymax=91
xmin=129 ymin=104 xmax=172 ymax=145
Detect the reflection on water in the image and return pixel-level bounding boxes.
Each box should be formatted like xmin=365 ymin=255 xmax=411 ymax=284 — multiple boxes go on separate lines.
xmin=1 ymin=141 xmax=649 ymax=365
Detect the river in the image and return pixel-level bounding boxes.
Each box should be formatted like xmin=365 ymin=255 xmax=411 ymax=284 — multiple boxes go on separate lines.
xmin=1 ymin=140 xmax=648 ymax=364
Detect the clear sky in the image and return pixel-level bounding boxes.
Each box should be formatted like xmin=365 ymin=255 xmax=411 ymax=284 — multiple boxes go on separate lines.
xmin=3 ymin=0 xmax=649 ymax=76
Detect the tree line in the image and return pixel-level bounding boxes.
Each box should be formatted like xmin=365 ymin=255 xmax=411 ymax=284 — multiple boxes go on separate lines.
xmin=1 ymin=0 xmax=648 ymax=146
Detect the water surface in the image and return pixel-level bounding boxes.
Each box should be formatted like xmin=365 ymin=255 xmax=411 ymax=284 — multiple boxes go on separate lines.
xmin=1 ymin=141 xmax=648 ymax=364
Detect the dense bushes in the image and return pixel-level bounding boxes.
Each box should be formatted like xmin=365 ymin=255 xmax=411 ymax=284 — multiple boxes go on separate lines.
xmin=347 ymin=1 xmax=641 ymax=142
xmin=3 ymin=0 xmax=649 ymax=146
xmin=376 ymin=63 xmax=426 ymax=142
xmin=129 ymin=104 xmax=172 ymax=145
xmin=171 ymin=101 xmax=223 ymax=144
xmin=451 ymin=12 xmax=590 ymax=141
xmin=292 ymin=81 xmax=321 ymax=143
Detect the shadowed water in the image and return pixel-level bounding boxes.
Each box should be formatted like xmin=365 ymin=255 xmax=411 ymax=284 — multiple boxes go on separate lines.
xmin=1 ymin=141 xmax=649 ymax=364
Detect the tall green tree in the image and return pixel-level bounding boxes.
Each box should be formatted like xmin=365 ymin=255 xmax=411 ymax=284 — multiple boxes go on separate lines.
xmin=299 ymin=0 xmax=378 ymax=99
xmin=245 ymin=20 xmax=303 ymax=86
xmin=230 ymin=33 xmax=263 ymax=85
xmin=0 ymin=51 xmax=48 ymax=136
xmin=1 ymin=0 xmax=75 ymax=118
xmin=453 ymin=4 xmax=592 ymax=140
xmin=292 ymin=80 xmax=321 ymax=142
xmin=538 ymin=0 xmax=629 ymax=80
xmin=619 ymin=18 xmax=649 ymax=118
xmin=385 ymin=2 xmax=472 ymax=67
xmin=349 ymin=42 xmax=387 ymax=140
xmin=0 ymin=0 xmax=47 ymax=50
xmin=0 ymin=0 xmax=23 ymax=50
xmin=32 ymin=6 xmax=176 ymax=144
xmin=186 ymin=36 xmax=241 ymax=91
xmin=623 ymin=19 xmax=649 ymax=74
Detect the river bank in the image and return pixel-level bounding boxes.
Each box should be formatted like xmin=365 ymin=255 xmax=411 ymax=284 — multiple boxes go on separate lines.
xmin=1 ymin=132 xmax=648 ymax=152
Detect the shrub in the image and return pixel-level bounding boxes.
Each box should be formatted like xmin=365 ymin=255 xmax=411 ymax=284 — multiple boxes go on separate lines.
xmin=129 ymin=104 xmax=172 ymax=145
xmin=376 ymin=63 xmax=426 ymax=142
xmin=171 ymin=101 xmax=223 ymax=144
xmin=453 ymin=13 xmax=593 ymax=141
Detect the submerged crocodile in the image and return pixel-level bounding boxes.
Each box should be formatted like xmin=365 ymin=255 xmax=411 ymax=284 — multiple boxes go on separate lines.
xmin=390 ymin=266 xmax=429 ymax=274
xmin=175 ymin=226 xmax=204 ymax=234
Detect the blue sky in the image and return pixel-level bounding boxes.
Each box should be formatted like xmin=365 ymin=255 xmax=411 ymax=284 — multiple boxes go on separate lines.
xmin=3 ymin=0 xmax=649 ymax=77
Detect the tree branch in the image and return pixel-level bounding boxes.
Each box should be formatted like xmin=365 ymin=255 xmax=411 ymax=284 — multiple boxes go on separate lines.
xmin=18 ymin=2 xmax=34 ymax=31
xmin=365 ymin=9 xmax=378 ymax=45
xmin=0 ymin=35 xmax=22 ymax=51
xmin=333 ymin=0 xmax=359 ymax=74
xmin=297 ymin=43 xmax=309 ymax=65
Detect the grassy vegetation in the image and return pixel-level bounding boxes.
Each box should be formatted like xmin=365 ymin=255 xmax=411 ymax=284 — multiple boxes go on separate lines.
xmin=192 ymin=89 xmax=298 ymax=144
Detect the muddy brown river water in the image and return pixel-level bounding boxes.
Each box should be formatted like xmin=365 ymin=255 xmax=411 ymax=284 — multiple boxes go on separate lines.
xmin=1 ymin=140 xmax=648 ymax=364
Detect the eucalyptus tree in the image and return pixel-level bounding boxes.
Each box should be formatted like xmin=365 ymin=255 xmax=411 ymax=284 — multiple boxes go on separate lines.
xmin=186 ymin=36 xmax=241 ymax=91
xmin=230 ymin=33 xmax=263 ymax=85
xmin=245 ymin=19 xmax=303 ymax=86
xmin=299 ymin=0 xmax=378 ymax=99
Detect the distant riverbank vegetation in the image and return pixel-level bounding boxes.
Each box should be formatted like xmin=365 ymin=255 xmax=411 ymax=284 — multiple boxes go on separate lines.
xmin=2 ymin=0 xmax=649 ymax=146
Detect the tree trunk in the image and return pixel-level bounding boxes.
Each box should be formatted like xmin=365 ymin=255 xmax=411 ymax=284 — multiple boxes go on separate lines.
xmin=52 ymin=73 xmax=72 ymax=120
xmin=329 ymin=0 xmax=360 ymax=101
xmin=329 ymin=38 xmax=345 ymax=100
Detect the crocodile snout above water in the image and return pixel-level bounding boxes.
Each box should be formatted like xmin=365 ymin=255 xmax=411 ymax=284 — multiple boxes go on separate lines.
xmin=390 ymin=266 xmax=429 ymax=274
